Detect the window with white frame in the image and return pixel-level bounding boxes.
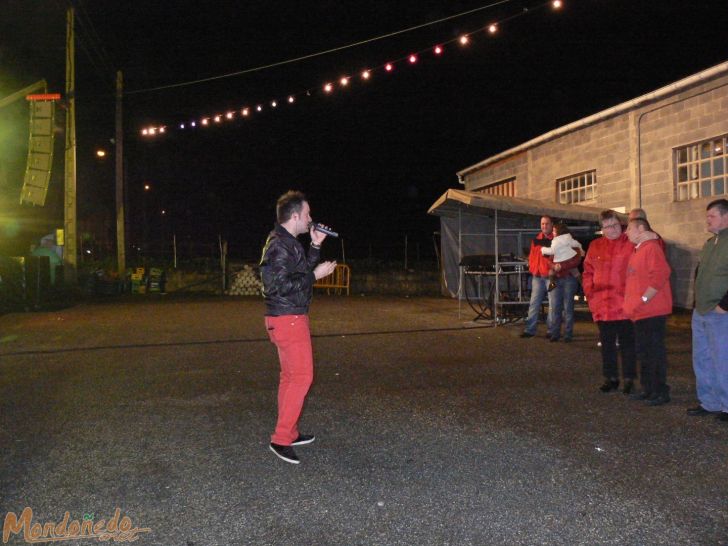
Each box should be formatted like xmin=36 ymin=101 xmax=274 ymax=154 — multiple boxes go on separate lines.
xmin=557 ymin=171 xmax=596 ymax=204
xmin=675 ymin=135 xmax=727 ymax=201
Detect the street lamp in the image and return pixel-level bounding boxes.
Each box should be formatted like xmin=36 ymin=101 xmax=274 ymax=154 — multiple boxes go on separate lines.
xmin=160 ymin=209 xmax=167 ymax=261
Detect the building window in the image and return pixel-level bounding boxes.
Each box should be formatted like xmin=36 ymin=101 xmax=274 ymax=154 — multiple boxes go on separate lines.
xmin=675 ymin=135 xmax=727 ymax=201
xmin=474 ymin=177 xmax=516 ymax=196
xmin=557 ymin=171 xmax=596 ymax=204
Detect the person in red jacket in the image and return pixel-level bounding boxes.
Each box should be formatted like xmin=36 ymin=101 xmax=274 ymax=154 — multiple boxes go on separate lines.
xmin=520 ymin=216 xmax=556 ymax=338
xmin=582 ymin=210 xmax=636 ymax=394
xmin=629 ymin=208 xmax=666 ymax=251
xmin=624 ymin=218 xmax=673 ymax=406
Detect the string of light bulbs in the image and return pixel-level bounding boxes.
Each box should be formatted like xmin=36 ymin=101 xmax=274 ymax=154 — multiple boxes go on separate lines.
xmin=140 ymin=0 xmax=564 ymax=137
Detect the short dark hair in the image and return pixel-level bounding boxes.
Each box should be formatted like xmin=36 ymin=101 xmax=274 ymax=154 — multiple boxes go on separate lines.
xmin=553 ymin=222 xmax=570 ymax=235
xmin=707 ymin=198 xmax=728 ymax=215
xmin=600 ymin=210 xmax=620 ymax=224
xmin=629 ymin=208 xmax=647 ymax=220
xmin=629 ymin=217 xmax=651 ymax=231
xmin=276 ymin=190 xmax=307 ymax=223
xmin=541 ymin=215 xmax=553 ymax=223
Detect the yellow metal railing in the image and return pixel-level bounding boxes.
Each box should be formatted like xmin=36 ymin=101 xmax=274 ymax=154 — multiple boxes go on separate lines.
xmin=314 ymin=264 xmax=350 ymax=295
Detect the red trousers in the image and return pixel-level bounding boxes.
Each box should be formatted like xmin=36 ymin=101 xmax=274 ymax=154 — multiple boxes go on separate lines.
xmin=265 ymin=314 xmax=314 ymax=446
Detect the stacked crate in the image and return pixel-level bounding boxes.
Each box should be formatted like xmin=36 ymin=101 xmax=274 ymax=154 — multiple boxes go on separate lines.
xmin=226 ymin=265 xmax=263 ymax=296
xmin=130 ymin=267 xmax=146 ymax=294
xmin=148 ymin=268 xmax=164 ymax=293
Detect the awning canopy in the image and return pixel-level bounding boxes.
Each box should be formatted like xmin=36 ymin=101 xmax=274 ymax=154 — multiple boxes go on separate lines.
xmin=428 ymin=189 xmax=627 ymax=223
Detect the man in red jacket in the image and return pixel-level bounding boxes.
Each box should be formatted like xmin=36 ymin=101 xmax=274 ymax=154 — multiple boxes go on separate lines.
xmin=624 ymin=218 xmax=673 ymax=406
xmin=520 ymin=216 xmax=556 ymax=338
xmin=582 ymin=210 xmax=636 ymax=394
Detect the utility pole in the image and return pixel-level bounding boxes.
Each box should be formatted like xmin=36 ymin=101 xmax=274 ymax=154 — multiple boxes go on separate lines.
xmin=64 ymin=6 xmax=78 ymax=283
xmin=115 ymin=71 xmax=126 ymax=277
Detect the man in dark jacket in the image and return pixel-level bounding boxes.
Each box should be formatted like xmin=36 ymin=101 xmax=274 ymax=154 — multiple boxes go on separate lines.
xmin=687 ymin=198 xmax=728 ymax=422
xmin=260 ymin=191 xmax=337 ymax=464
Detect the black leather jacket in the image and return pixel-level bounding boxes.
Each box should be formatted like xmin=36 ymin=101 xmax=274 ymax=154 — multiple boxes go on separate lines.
xmin=259 ymin=224 xmax=320 ymax=316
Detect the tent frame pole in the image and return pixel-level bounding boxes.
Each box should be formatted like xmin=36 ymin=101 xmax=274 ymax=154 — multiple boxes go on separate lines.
xmin=457 ymin=209 xmax=462 ymax=319
xmin=494 ymin=208 xmax=500 ymax=326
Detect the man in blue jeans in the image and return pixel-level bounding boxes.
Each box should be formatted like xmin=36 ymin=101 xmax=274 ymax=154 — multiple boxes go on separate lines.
xmin=521 ymin=216 xmax=556 ymax=339
xmin=687 ymin=198 xmax=728 ymax=423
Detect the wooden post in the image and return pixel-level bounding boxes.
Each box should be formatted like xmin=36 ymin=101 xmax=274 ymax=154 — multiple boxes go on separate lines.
xmin=63 ymin=6 xmax=78 ymax=283
xmin=115 ymin=71 xmax=126 ymax=278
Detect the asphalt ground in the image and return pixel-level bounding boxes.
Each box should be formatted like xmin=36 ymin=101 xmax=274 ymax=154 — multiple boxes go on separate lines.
xmin=0 ymin=295 xmax=726 ymax=546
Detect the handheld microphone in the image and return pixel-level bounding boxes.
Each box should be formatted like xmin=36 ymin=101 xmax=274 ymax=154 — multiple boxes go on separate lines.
xmin=311 ymin=222 xmax=339 ymax=238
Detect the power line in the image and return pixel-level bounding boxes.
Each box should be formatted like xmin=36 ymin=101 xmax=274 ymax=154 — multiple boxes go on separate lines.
xmin=126 ymin=0 xmax=516 ymax=95
xmin=74 ymin=0 xmax=116 ymax=80
xmin=53 ymin=0 xmax=116 ymax=88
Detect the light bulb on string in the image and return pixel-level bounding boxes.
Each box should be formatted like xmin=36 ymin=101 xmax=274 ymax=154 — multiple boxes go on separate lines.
xmin=140 ymin=2 xmax=567 ymax=136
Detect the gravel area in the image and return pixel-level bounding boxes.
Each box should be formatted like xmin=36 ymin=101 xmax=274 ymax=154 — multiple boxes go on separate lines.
xmin=0 ymin=295 xmax=725 ymax=545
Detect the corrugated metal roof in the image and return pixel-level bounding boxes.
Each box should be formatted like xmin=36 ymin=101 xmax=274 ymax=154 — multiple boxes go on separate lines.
xmin=428 ymin=189 xmax=627 ymax=223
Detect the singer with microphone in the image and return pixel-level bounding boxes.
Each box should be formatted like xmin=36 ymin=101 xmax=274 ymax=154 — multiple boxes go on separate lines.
xmin=260 ymin=190 xmax=337 ymax=464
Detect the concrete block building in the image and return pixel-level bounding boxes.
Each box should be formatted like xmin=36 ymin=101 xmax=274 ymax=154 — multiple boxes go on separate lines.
xmin=454 ymin=60 xmax=728 ymax=308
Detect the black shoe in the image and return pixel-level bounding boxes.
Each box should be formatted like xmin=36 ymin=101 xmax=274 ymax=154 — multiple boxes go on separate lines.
xmin=599 ymin=379 xmax=619 ymax=393
xmin=291 ymin=434 xmax=315 ymax=446
xmin=269 ymin=443 xmax=300 ymax=464
xmin=629 ymin=391 xmax=651 ymax=401
xmin=686 ymin=406 xmax=717 ymax=416
xmin=718 ymin=413 xmax=728 ymax=422
xmin=563 ymin=337 xmax=572 ymax=343
xmin=520 ymin=332 xmax=535 ymax=338
xmin=622 ymin=380 xmax=634 ymax=395
xmin=646 ymin=393 xmax=671 ymax=406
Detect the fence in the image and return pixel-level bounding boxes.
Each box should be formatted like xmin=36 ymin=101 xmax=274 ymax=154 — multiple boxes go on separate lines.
xmin=313 ymin=264 xmax=351 ymax=295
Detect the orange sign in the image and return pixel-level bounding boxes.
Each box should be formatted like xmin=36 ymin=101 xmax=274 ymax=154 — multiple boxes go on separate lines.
xmin=25 ymin=94 xmax=61 ymax=101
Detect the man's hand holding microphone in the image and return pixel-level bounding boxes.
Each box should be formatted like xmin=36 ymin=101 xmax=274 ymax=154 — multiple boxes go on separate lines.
xmin=310 ymin=222 xmax=337 ymax=279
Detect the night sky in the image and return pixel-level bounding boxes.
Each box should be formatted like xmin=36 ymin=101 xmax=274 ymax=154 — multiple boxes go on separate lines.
xmin=1 ymin=0 xmax=727 ymax=262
